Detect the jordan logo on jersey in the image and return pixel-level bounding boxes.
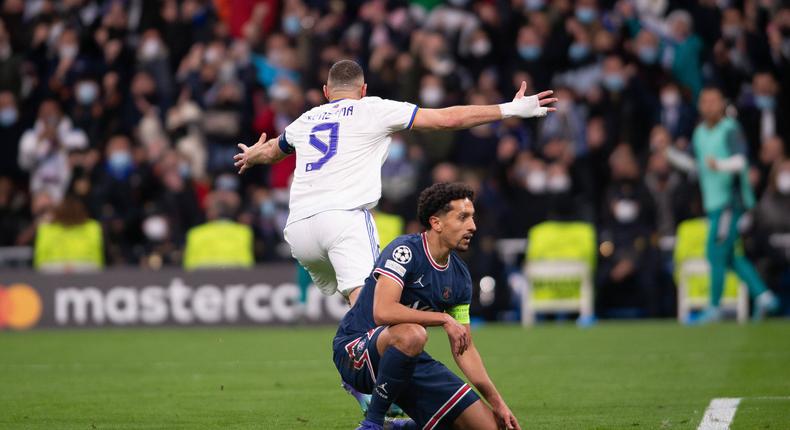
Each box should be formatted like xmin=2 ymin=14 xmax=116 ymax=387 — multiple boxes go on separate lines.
xmin=410 ymin=300 xmax=432 ymax=311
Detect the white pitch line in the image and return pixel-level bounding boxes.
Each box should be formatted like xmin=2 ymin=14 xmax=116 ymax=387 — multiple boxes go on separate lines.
xmin=697 ymin=398 xmax=741 ymax=430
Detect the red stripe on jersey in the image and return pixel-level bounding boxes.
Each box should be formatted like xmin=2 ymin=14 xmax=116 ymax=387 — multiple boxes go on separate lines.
xmin=421 ymin=233 xmax=449 ymax=271
xmin=373 ymin=268 xmax=404 ymax=288
xmin=423 ymin=384 xmax=473 ymax=430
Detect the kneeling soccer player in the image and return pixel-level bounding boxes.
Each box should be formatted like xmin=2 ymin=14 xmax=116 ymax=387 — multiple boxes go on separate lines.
xmin=333 ymin=183 xmax=521 ymax=430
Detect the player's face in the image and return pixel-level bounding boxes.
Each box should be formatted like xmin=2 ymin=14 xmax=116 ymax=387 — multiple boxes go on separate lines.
xmin=439 ymin=198 xmax=476 ymax=252
xmin=699 ymin=89 xmax=724 ymax=122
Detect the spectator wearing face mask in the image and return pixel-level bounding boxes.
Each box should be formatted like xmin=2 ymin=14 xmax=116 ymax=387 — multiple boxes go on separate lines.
xmin=738 ymin=72 xmax=789 ymax=161
xmin=69 ymin=76 xmax=105 ymax=144
xmin=539 ymin=87 xmax=586 ymax=156
xmin=631 ymin=30 xmax=668 ymax=94
xmin=654 ymin=81 xmax=696 ymax=140
xmin=48 ymin=28 xmax=89 ymax=97
xmin=510 ymin=26 xmax=552 ymax=91
xmin=593 ymin=55 xmax=648 ymax=150
xmin=596 ymin=144 xmax=659 ymax=317
xmin=91 ymin=135 xmax=153 ymax=264
xmin=0 ymin=91 xmax=24 ymax=180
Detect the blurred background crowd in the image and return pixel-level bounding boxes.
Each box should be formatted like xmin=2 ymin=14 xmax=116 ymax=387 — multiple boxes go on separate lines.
xmin=1 ymin=0 xmax=789 ymax=318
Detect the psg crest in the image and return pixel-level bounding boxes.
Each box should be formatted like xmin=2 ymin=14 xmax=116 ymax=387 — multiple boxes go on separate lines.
xmin=392 ymin=246 xmax=412 ymax=264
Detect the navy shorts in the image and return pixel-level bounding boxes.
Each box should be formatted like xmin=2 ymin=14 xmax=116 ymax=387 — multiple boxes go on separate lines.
xmin=333 ymin=327 xmax=480 ymax=430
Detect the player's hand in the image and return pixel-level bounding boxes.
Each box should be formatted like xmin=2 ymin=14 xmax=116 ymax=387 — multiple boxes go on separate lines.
xmin=442 ymin=316 xmax=469 ymax=356
xmin=500 ymin=81 xmax=558 ymax=119
xmin=493 ymin=402 xmax=521 ymax=430
xmin=706 ymin=157 xmax=718 ymax=171
xmin=234 ymin=132 xmax=266 ymax=174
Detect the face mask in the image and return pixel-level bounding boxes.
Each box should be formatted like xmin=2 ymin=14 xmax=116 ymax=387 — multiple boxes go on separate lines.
xmin=547 ymin=174 xmax=571 ymax=193
xmin=219 ymin=61 xmax=236 ymax=82
xmin=44 ymin=114 xmax=59 ymax=128
xmin=215 ymin=174 xmax=239 ymax=191
xmin=204 ymin=47 xmax=222 ymax=64
xmin=777 ymin=172 xmax=790 ymax=194
xmin=431 ymin=57 xmax=454 ymax=76
xmin=179 ymin=162 xmax=191 ymax=179
xmin=754 ymin=95 xmax=775 ymax=111
xmin=637 ymin=46 xmax=658 ymax=64
xmin=388 ymin=141 xmax=406 ymax=162
xmin=420 ymin=86 xmax=444 ymax=108
xmin=259 ymin=200 xmax=276 ymax=217
xmin=140 ymin=39 xmax=161 ymax=61
xmin=613 ymin=199 xmax=639 ymax=223
xmin=269 ymin=83 xmax=290 ymax=101
xmin=518 ymin=45 xmax=542 ymax=61
xmin=0 ymin=107 xmax=17 ymax=126
xmin=554 ymin=99 xmax=571 ymax=112
xmin=283 ymin=15 xmax=301 ymax=36
xmin=568 ymin=43 xmax=590 ymax=62
xmin=108 ymin=151 xmax=132 ymax=172
xmin=575 ymin=7 xmax=597 ymax=24
xmin=661 ymin=90 xmax=680 ymax=107
xmin=527 ymin=170 xmax=547 ymax=194
xmin=143 ymin=215 xmax=169 ymax=241
xmin=722 ymin=25 xmax=742 ymax=40
xmin=470 ymin=39 xmax=491 ymax=57
xmin=603 ymin=74 xmax=625 ymax=92
xmin=76 ymin=82 xmax=98 ymax=105
xmin=59 ymin=44 xmax=78 ymax=60
xmin=524 ymin=0 xmax=544 ymax=11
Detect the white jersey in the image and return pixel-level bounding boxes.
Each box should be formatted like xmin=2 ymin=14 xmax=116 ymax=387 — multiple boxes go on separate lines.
xmin=282 ymin=96 xmax=418 ymax=225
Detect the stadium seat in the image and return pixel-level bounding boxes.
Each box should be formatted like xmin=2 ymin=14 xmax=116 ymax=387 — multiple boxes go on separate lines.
xmin=183 ymin=220 xmax=254 ymax=270
xmin=522 ymin=221 xmax=596 ymax=326
xmin=34 ymin=219 xmax=104 ymax=273
xmin=673 ymin=218 xmax=748 ymax=323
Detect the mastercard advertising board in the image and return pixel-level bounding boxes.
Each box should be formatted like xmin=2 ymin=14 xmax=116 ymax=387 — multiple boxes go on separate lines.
xmin=0 ymin=264 xmax=347 ymax=330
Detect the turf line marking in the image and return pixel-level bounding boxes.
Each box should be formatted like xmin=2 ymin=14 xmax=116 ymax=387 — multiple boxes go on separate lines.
xmin=697 ymin=398 xmax=741 ymax=430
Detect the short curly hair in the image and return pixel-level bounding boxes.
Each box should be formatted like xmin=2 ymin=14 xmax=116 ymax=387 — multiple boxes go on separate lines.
xmin=417 ymin=182 xmax=475 ymax=229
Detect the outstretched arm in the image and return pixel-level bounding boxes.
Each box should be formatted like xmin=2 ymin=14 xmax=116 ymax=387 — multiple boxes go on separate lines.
xmin=410 ymin=81 xmax=557 ymax=131
xmin=234 ymin=132 xmax=291 ymax=174
xmin=453 ymin=328 xmax=521 ymax=430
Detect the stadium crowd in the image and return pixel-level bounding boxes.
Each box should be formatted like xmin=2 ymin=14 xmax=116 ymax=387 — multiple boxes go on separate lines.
xmin=0 ymin=0 xmax=789 ymax=317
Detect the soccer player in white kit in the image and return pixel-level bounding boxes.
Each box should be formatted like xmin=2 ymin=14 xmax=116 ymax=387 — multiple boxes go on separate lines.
xmin=234 ymin=60 xmax=556 ymax=306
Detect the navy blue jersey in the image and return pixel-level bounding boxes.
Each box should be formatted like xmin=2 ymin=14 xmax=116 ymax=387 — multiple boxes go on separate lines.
xmin=336 ymin=233 xmax=472 ymax=338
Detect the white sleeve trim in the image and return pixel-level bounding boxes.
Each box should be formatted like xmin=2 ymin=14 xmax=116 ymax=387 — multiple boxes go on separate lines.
xmin=715 ymin=154 xmax=746 ymax=172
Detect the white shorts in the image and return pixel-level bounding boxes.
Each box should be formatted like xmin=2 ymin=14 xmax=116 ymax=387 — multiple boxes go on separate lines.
xmin=284 ymin=209 xmax=380 ymax=297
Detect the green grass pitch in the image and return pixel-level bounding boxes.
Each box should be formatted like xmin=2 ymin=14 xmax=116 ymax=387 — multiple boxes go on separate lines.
xmin=1 ymin=321 xmax=789 ymax=429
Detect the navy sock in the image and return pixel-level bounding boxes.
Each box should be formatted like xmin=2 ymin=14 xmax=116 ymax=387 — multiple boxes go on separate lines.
xmin=366 ymin=347 xmax=417 ymax=426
